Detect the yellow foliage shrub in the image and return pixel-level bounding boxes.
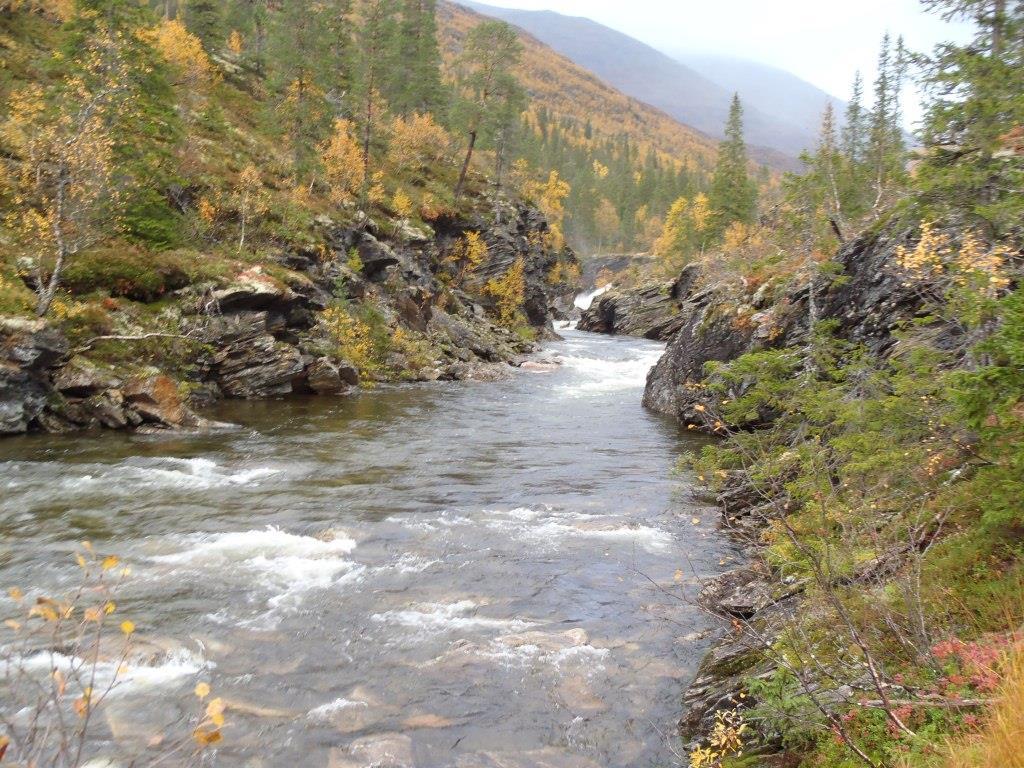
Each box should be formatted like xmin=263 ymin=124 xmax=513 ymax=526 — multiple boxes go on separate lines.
xmin=387 ymin=112 xmax=452 ymax=173
xmin=485 ymin=258 xmax=526 ymax=328
xmin=323 ymin=119 xmax=365 ymax=206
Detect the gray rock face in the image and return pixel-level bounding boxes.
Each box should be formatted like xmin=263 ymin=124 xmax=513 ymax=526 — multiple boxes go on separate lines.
xmin=212 ymin=333 xmax=305 ymax=399
xmin=0 ymin=318 xmax=68 ymax=434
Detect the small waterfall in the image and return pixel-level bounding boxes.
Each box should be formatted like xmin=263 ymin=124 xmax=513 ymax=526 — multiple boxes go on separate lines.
xmin=574 ymin=284 xmax=612 ymax=311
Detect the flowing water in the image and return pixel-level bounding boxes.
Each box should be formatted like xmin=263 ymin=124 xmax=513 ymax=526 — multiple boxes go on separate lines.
xmin=0 ymin=329 xmax=732 ymax=768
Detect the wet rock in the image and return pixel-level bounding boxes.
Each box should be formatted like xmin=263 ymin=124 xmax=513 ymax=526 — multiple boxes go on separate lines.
xmin=699 ymin=568 xmax=775 ymax=619
xmin=329 ymin=733 xmax=414 ymax=768
xmin=519 ymin=360 xmax=559 ymax=373
xmin=305 ymin=357 xmax=352 ymax=396
xmin=402 ymin=713 xmax=456 ymax=729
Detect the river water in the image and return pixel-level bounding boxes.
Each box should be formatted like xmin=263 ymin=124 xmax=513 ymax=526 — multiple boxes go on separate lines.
xmin=0 ymin=329 xmax=730 ymax=768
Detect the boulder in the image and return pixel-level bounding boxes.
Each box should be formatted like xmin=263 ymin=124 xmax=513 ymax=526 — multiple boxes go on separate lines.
xmin=211 ymin=267 xmax=300 ymax=313
xmin=123 ymin=374 xmax=188 ymax=426
xmin=579 ymin=267 xmax=700 ymax=341
xmin=305 ymin=357 xmax=351 ymax=395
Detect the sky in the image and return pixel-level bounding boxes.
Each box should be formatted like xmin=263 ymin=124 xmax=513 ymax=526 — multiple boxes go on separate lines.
xmin=471 ymin=0 xmax=976 ymax=127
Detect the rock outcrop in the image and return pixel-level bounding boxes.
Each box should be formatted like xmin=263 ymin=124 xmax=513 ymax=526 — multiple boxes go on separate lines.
xmin=643 ymin=224 xmax=929 ymax=426
xmin=1 ymin=318 xmax=68 ymax=435
xmin=0 ymin=195 xmax=579 ymax=436
xmin=578 ymin=265 xmax=700 ymax=340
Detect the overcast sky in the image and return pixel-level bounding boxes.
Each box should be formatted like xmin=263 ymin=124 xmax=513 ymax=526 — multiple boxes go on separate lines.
xmin=472 ymin=0 xmax=976 ymax=127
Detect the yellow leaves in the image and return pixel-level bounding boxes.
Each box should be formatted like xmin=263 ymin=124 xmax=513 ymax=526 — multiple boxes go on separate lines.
xmin=120 ymin=620 xmax=135 ymax=636
xmin=323 ymin=119 xmax=365 ymax=206
xmin=193 ymin=727 xmax=223 ymax=747
xmin=146 ymin=20 xmax=219 ymax=92
xmin=896 ymin=221 xmax=1012 ymax=298
xmin=524 ymin=171 xmax=571 ymax=252
xmin=29 ymin=602 xmax=60 ymax=623
xmin=75 ymin=553 xmax=88 ymax=568
xmin=197 ymin=197 xmax=218 ymax=224
xmin=104 ymin=601 xmax=116 ymax=615
xmin=448 ymin=231 xmax=489 ymax=277
xmin=485 ymin=259 xmax=527 ymax=329
xmin=73 ymin=687 xmax=92 ymax=718
xmin=4 ymin=619 xmax=22 ymax=631
xmin=387 ymin=112 xmax=453 ymax=172
xmin=592 ymin=160 xmax=609 ymax=179
xmin=227 ymin=30 xmax=245 ymax=55
xmin=8 ymin=587 xmax=24 ymax=602
xmin=193 ymin=696 xmax=227 ymax=747
xmin=206 ymin=697 xmax=226 ymax=727
xmin=392 ymin=189 xmax=414 ymax=219
xmin=102 ymin=555 xmax=120 ymax=571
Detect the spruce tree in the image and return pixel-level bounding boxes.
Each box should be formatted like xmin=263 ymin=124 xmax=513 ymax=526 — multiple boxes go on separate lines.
xmin=709 ymin=93 xmax=757 ymax=236
xmin=867 ymin=34 xmax=908 ymax=208
xmin=267 ymin=0 xmax=334 ymax=182
xmin=918 ymin=0 xmax=1024 ymax=237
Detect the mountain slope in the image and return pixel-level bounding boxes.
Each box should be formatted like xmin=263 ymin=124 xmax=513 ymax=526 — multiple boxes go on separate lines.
xmin=439 ymin=1 xmax=720 ymax=172
xmin=677 ymin=53 xmax=846 ymax=148
xmin=458 ymin=1 xmax=832 ymax=166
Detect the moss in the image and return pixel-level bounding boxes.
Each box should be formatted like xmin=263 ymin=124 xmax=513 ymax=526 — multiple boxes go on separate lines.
xmin=61 ymin=245 xmax=232 ymax=302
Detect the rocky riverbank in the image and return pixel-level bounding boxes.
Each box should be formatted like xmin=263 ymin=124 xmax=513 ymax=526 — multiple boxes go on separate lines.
xmin=646 ymin=222 xmax=961 ymax=755
xmin=1 ymin=197 xmax=579 ymax=436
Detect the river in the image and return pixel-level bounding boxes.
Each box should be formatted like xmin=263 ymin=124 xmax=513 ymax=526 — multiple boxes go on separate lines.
xmin=0 ymin=329 xmax=730 ymax=768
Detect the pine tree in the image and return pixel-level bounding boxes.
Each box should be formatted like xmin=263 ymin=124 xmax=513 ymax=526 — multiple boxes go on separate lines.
xmin=709 ymin=93 xmax=757 ymax=236
xmin=351 ymin=0 xmax=399 ymax=188
xmin=390 ymin=0 xmax=446 ymax=116
xmin=452 ymin=20 xmax=522 ymax=199
xmin=917 ymin=0 xmax=1024 ymax=237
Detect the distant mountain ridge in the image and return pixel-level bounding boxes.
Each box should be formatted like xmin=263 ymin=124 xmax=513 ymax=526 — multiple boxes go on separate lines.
xmin=459 ymin=1 xmax=845 ymax=167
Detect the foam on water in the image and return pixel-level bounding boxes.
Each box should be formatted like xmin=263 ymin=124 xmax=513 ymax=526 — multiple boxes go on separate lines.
xmin=307 ymin=697 xmax=368 ymax=720
xmin=556 ymin=348 xmax=664 ymax=396
xmin=484 ymin=508 xmax=673 ymax=552
xmin=153 ymin=527 xmax=362 ymax=623
xmin=56 ymin=457 xmax=282 ymax=493
xmin=372 ymin=600 xmax=535 ymax=637
xmin=3 ymin=648 xmax=211 ymax=697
